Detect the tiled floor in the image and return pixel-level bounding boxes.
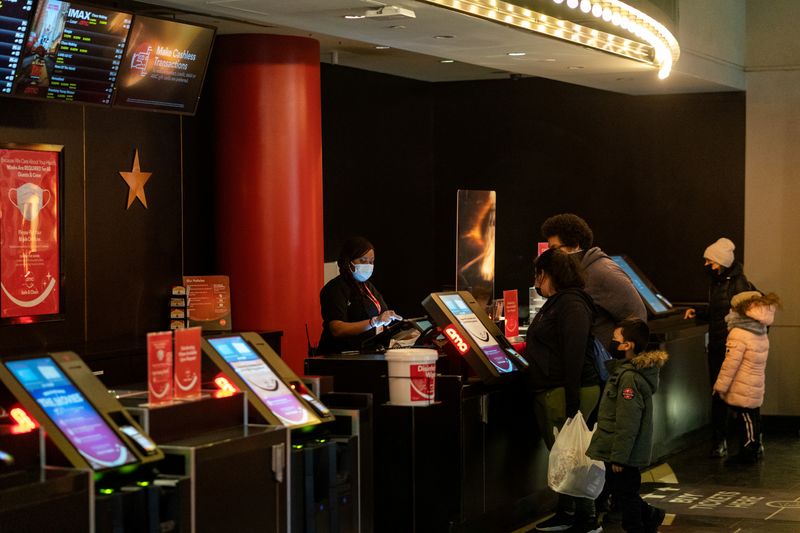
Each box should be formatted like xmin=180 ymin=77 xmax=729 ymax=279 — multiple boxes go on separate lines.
xmin=523 ymin=426 xmax=800 ymax=532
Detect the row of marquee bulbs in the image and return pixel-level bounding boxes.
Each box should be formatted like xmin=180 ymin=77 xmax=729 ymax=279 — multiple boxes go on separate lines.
xmin=427 ymin=0 xmax=679 ymax=80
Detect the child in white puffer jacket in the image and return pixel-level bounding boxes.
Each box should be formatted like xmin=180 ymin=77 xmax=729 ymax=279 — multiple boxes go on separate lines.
xmin=714 ymin=290 xmax=780 ymax=465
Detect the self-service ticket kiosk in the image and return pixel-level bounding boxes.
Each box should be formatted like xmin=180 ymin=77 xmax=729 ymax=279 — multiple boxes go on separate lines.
xmin=0 ymin=352 xmax=163 ymax=472
xmin=422 ymin=291 xmax=528 ymax=382
xmin=0 ymin=352 xmax=169 ymax=532
xmin=202 ymin=332 xmax=354 ymax=533
xmin=202 ymin=332 xmax=334 ymax=427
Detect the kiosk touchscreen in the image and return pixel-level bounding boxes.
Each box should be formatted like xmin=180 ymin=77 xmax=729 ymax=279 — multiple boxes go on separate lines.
xmin=422 ymin=291 xmax=528 ymax=382
xmin=202 ymin=332 xmax=334 ymax=428
xmin=0 ymin=352 xmax=162 ymax=471
xmin=610 ymin=255 xmax=682 ymax=317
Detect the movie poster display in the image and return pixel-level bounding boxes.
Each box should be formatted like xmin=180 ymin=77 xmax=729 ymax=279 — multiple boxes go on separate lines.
xmin=114 ymin=16 xmax=214 ymax=114
xmin=12 ymin=0 xmax=131 ymax=104
xmin=456 ymin=189 xmax=496 ymax=308
xmin=0 ymin=145 xmax=62 ymax=320
xmin=0 ymin=0 xmax=35 ymax=95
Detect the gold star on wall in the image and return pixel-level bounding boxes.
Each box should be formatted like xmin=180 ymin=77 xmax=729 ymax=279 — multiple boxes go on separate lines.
xmin=119 ymin=149 xmax=152 ymax=209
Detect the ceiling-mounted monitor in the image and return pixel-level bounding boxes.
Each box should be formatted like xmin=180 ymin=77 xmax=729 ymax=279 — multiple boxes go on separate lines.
xmin=0 ymin=0 xmax=35 ymax=95
xmin=12 ymin=0 xmax=131 ymax=104
xmin=113 ymin=16 xmax=215 ymax=115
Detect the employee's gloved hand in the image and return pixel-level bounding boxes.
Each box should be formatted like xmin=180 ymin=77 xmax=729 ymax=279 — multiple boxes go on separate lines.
xmin=375 ymin=310 xmax=403 ymax=327
xmin=684 ymin=308 xmax=696 ymax=319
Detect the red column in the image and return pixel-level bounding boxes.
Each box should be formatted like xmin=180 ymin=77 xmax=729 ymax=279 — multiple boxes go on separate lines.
xmin=212 ymin=35 xmax=323 ymax=374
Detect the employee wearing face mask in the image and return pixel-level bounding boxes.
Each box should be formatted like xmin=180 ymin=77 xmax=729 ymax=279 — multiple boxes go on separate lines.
xmin=684 ymin=237 xmax=756 ymax=458
xmin=317 ymin=236 xmax=403 ymax=354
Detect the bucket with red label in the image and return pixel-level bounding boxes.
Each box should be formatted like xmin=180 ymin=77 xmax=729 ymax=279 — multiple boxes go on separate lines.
xmin=384 ymin=348 xmax=439 ymax=406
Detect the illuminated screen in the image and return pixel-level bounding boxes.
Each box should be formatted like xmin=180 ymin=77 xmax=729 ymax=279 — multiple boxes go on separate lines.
xmin=208 ymin=336 xmax=320 ymax=427
xmin=114 ymin=16 xmax=214 ymax=114
xmin=439 ymin=294 xmax=516 ymax=373
xmin=0 ymin=0 xmax=35 ymax=95
xmin=5 ymin=357 xmax=135 ymax=469
xmin=12 ymin=0 xmax=130 ymax=104
xmin=609 ymin=255 xmax=669 ymax=314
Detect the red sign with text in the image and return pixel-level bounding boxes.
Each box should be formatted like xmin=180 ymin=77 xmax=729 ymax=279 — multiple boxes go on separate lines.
xmin=0 ymin=148 xmax=60 ymax=318
xmin=148 ymin=331 xmax=174 ymax=405
xmin=174 ymin=327 xmax=201 ymax=400
xmin=538 ymin=242 xmax=550 ymax=257
xmin=504 ymin=289 xmax=519 ymax=338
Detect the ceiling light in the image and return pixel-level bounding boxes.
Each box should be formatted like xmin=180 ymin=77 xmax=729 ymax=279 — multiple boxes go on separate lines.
xmin=433 ymin=34 xmax=456 ymax=39
xmin=440 ymin=59 xmax=455 ymax=63
xmin=507 ymin=52 xmax=527 ymax=56
xmin=567 ymin=65 xmax=584 ymax=69
xmin=375 ymin=45 xmax=391 ymax=49
xmin=419 ymin=0 xmax=680 ymax=79
xmin=344 ymin=14 xmax=365 ymax=19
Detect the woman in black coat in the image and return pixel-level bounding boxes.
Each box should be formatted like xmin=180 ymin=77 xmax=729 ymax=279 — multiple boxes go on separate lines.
xmin=525 ymin=248 xmax=601 ymax=533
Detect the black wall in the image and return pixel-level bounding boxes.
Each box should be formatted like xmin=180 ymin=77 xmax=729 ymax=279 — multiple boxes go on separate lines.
xmin=0 ymin=98 xmax=214 ymax=384
xmin=322 ymin=65 xmax=746 ymax=316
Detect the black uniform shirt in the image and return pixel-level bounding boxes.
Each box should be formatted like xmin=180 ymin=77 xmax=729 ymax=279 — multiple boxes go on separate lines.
xmin=317 ymin=275 xmax=387 ymax=354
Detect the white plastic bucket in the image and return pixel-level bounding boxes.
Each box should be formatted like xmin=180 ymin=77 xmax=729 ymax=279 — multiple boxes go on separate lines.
xmin=384 ymin=348 xmax=439 ymax=406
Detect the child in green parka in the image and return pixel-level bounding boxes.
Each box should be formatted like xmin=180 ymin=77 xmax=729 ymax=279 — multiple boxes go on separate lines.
xmin=586 ymin=319 xmax=669 ymax=533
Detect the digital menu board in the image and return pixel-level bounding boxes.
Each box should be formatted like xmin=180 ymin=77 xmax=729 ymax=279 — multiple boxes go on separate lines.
xmin=439 ymin=293 xmax=517 ymax=373
xmin=208 ymin=336 xmax=321 ymax=428
xmin=13 ymin=0 xmax=130 ymax=104
xmin=0 ymin=0 xmax=34 ymax=95
xmin=114 ymin=16 xmax=214 ymax=114
xmin=5 ymin=356 xmax=136 ymax=470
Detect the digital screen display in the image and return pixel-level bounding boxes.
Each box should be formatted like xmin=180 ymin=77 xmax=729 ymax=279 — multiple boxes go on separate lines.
xmin=0 ymin=0 xmax=34 ymax=95
xmin=114 ymin=16 xmax=214 ymax=114
xmin=5 ymin=357 xmax=136 ymax=469
xmin=13 ymin=0 xmax=130 ymax=104
xmin=120 ymin=424 xmax=157 ymax=453
xmin=610 ymin=255 xmax=669 ymax=314
xmin=208 ymin=336 xmax=320 ymax=427
xmin=439 ymin=294 xmax=516 ymax=373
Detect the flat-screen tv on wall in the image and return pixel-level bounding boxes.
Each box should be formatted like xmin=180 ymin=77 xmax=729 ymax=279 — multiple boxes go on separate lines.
xmin=12 ymin=0 xmax=131 ymax=104
xmin=0 ymin=0 xmax=36 ymax=95
xmin=113 ymin=16 xmax=215 ymax=115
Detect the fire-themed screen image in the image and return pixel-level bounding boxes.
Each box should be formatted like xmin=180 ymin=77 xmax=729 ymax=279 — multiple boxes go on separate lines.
xmin=12 ymin=0 xmax=131 ymax=104
xmin=114 ymin=15 xmax=214 ymax=114
xmin=456 ymin=190 xmax=496 ymax=309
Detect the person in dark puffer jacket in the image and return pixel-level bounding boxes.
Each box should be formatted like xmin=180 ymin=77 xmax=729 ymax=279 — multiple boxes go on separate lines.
xmin=587 ymin=319 xmax=669 ymax=533
xmin=684 ymin=237 xmax=756 ymax=457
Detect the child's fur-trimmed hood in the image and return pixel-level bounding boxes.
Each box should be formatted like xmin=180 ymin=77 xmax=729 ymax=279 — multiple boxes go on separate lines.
xmin=630 ymin=350 xmax=669 ymax=370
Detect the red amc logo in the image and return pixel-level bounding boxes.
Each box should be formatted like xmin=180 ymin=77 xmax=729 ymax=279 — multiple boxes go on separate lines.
xmin=444 ymin=325 xmax=469 ymax=355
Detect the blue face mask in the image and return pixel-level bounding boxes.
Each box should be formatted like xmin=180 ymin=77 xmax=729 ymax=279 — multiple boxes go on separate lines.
xmin=352 ymin=263 xmax=373 ymax=282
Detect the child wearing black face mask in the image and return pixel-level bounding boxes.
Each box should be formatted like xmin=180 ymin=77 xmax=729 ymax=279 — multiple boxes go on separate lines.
xmin=587 ymin=319 xmax=669 ymax=532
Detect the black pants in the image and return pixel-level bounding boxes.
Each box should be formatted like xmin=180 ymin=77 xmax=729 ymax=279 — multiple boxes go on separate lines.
xmin=731 ymin=405 xmax=761 ymax=456
xmin=708 ymin=345 xmax=729 ymax=444
xmin=604 ymin=464 xmax=657 ymax=533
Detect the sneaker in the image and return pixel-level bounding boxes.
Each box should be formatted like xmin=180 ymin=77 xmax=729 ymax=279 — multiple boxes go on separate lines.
xmin=645 ymin=507 xmax=666 ymax=532
xmin=710 ymin=440 xmax=727 ymax=457
xmin=535 ymin=511 xmax=575 ymax=531
xmin=564 ymin=518 xmax=602 ymax=533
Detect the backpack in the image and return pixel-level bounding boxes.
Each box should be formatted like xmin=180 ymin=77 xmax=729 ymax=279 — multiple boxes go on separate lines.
xmin=589 ymin=336 xmax=612 ymax=382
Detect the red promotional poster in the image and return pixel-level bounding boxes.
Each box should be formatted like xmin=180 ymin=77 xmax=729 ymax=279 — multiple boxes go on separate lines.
xmin=503 ymin=289 xmax=519 ymax=338
xmin=538 ymin=242 xmax=550 ymax=257
xmin=174 ymin=327 xmax=201 ymax=400
xmin=147 ymin=331 xmax=173 ymax=405
xmin=0 ymin=147 xmax=61 ymax=319
xmin=183 ymin=275 xmax=231 ymax=331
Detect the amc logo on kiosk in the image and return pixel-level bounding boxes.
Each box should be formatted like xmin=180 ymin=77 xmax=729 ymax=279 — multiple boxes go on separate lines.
xmin=444 ymin=325 xmax=469 ymax=355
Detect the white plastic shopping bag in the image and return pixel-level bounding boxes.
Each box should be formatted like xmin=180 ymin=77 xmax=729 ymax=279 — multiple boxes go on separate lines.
xmin=547 ymin=411 xmax=606 ymax=498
